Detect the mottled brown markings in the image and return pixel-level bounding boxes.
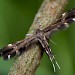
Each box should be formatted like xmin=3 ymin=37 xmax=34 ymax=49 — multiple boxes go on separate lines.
xmin=0 ymin=8 xmax=75 ymax=71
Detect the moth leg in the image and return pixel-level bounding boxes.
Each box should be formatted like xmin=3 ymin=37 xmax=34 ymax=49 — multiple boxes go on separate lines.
xmin=17 ymin=36 xmax=36 ymax=52
xmin=0 ymin=40 xmax=25 ymax=60
xmin=37 ymin=35 xmax=60 ymax=72
xmin=0 ymin=44 xmax=20 ymax=60
xmin=0 ymin=44 xmax=15 ymax=58
xmin=0 ymin=36 xmax=36 ymax=60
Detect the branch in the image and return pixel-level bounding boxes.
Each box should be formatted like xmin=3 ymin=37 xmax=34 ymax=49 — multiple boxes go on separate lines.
xmin=8 ymin=0 xmax=68 ymax=75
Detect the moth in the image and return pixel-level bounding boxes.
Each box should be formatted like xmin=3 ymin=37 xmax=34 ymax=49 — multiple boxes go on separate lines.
xmin=0 ymin=8 xmax=75 ymax=72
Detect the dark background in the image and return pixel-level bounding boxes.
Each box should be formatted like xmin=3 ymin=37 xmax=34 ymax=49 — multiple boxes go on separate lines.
xmin=0 ymin=0 xmax=75 ymax=75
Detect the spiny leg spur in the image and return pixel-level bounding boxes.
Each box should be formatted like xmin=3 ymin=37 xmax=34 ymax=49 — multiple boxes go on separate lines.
xmin=0 ymin=8 xmax=75 ymax=72
xmin=36 ymin=31 xmax=60 ymax=72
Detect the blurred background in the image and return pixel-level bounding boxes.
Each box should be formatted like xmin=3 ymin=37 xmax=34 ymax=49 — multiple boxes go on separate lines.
xmin=0 ymin=0 xmax=75 ymax=75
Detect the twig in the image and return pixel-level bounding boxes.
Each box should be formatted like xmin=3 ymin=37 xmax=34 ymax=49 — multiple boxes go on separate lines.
xmin=8 ymin=0 xmax=68 ymax=75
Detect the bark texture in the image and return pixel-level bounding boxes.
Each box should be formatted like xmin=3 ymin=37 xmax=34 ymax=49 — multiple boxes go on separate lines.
xmin=8 ymin=0 xmax=68 ymax=75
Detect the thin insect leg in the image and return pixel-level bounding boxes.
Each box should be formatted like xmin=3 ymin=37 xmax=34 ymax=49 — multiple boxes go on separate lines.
xmin=0 ymin=39 xmax=25 ymax=56
xmin=46 ymin=35 xmax=56 ymax=45
xmin=37 ymin=35 xmax=60 ymax=72
xmin=0 ymin=39 xmax=25 ymax=58
xmin=3 ymin=46 xmax=17 ymax=60
xmin=15 ymin=39 xmax=25 ymax=46
xmin=0 ymin=36 xmax=36 ymax=59
xmin=49 ymin=39 xmax=57 ymax=45
xmin=13 ymin=36 xmax=36 ymax=54
xmin=16 ymin=36 xmax=37 ymax=53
